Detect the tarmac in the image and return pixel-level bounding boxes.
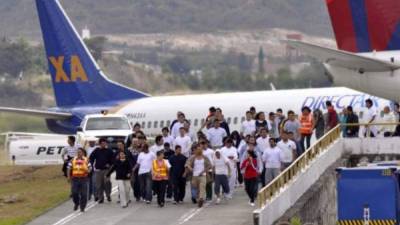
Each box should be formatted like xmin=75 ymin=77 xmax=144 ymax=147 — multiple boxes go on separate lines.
xmin=26 ymin=184 xmax=254 ymax=225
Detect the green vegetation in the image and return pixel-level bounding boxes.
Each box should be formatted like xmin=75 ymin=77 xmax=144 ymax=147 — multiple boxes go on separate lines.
xmin=0 ymin=38 xmax=48 ymax=108
xmin=0 ymin=166 xmax=70 ymax=225
xmin=0 ymin=0 xmax=331 ymax=38
xmin=0 ymin=113 xmax=49 ymax=134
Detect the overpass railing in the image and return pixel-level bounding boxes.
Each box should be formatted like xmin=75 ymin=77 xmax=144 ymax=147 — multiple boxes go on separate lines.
xmin=257 ymin=121 xmax=400 ymax=208
xmin=257 ymin=124 xmax=341 ymax=208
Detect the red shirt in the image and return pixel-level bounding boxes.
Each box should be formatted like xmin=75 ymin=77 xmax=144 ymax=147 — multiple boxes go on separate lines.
xmin=327 ymin=106 xmax=338 ymax=129
xmin=241 ymin=158 xmax=258 ymax=179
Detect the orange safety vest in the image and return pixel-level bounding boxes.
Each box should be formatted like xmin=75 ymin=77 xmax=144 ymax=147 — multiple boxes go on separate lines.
xmin=152 ymin=159 xmax=168 ymax=180
xmin=299 ymin=113 xmax=313 ymax=135
xmin=71 ymin=157 xmax=89 ymax=178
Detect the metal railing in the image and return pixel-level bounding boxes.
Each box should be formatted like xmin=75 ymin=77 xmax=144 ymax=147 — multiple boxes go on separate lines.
xmin=257 ymin=124 xmax=341 ymax=208
xmin=257 ymin=121 xmax=400 ymax=208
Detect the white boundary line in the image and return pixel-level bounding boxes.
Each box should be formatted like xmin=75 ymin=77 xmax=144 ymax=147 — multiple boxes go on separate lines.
xmin=51 ymin=186 xmax=118 ymax=225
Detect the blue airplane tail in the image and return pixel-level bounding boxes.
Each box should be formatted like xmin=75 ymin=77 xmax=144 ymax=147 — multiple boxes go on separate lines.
xmin=36 ymin=0 xmax=148 ymax=107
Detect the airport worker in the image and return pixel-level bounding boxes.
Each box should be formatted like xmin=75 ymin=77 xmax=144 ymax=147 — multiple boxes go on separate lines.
xmin=62 ymin=136 xmax=80 ymax=177
xmin=107 ymin=151 xmax=133 ymax=208
xmin=89 ymin=138 xmax=114 ymax=203
xmin=169 ymin=145 xmax=187 ymax=204
xmin=212 ymin=149 xmax=231 ymax=204
xmin=220 ymin=138 xmax=238 ymax=198
xmin=152 ymin=150 xmax=171 ymax=207
xmin=240 ymin=150 xmax=259 ymax=207
xmin=185 ymin=143 xmax=212 ymax=207
xmin=299 ymin=106 xmax=314 ymax=151
xmin=67 ymin=147 xmax=92 ymax=212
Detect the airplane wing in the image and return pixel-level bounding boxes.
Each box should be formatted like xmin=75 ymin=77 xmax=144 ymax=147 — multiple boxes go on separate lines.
xmin=0 ymin=107 xmax=72 ymax=120
xmin=286 ymin=40 xmax=400 ymax=72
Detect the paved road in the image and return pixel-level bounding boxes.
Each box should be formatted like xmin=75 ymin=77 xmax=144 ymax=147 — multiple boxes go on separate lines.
xmin=27 ymin=185 xmax=254 ymax=225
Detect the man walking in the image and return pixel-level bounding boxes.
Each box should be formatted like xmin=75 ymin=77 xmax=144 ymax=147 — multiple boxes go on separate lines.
xmin=169 ymin=145 xmax=187 ymax=204
xmin=262 ymin=138 xmax=282 ymax=185
xmin=68 ymin=148 xmax=92 ymax=212
xmin=89 ymin=138 xmax=113 ymax=203
xmin=134 ymin=144 xmax=156 ymax=203
xmin=185 ymin=144 xmax=212 ymax=207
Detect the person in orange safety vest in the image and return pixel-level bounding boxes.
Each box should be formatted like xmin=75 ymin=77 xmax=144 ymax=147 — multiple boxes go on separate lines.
xmin=299 ymin=106 xmax=314 ymax=153
xmin=152 ymin=150 xmax=171 ymax=207
xmin=68 ymin=147 xmax=92 ymax=212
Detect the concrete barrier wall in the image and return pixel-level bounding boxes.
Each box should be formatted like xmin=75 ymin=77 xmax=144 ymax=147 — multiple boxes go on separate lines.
xmin=254 ymin=139 xmax=344 ymax=225
xmin=255 ymin=137 xmax=400 ymax=225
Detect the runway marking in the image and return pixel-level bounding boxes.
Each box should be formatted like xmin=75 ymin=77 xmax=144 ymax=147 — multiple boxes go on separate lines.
xmin=51 ymin=186 xmax=118 ymax=225
xmin=177 ymin=202 xmax=211 ymax=225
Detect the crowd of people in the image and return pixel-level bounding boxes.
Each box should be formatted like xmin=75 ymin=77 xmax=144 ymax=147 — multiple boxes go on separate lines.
xmin=63 ymin=99 xmax=400 ymax=212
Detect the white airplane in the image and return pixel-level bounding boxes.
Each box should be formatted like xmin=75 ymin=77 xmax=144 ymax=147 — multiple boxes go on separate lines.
xmin=0 ymin=0 xmax=394 ymax=138
xmin=287 ymin=0 xmax=400 ymax=101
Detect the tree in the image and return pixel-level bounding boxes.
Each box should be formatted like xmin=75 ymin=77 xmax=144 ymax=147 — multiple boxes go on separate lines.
xmin=84 ymin=36 xmax=107 ymax=61
xmin=258 ymin=47 xmax=265 ymax=74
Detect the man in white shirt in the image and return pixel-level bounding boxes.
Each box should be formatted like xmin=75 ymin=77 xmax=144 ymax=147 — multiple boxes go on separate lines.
xmin=61 ymin=136 xmax=81 ymax=177
xmin=241 ymin=111 xmax=256 ymax=137
xmin=380 ymin=106 xmax=396 ymax=137
xmin=256 ymin=128 xmax=270 ymax=152
xmin=184 ymin=120 xmax=197 ymax=142
xmin=364 ymin=99 xmax=378 ymax=137
xmin=277 ymin=132 xmax=296 ymax=169
xmin=171 ymin=112 xmax=185 ymax=138
xmin=207 ymin=120 xmax=227 ymax=149
xmin=162 ymin=127 xmax=174 ymax=146
xmin=212 ymin=150 xmax=231 ymax=204
xmin=150 ymin=135 xmax=164 ymax=154
xmin=268 ymin=112 xmax=280 ymax=139
xmin=134 ymin=144 xmax=156 ymax=203
xmin=262 ymin=138 xmax=282 ymax=185
xmin=220 ymin=138 xmax=238 ymax=198
xmin=173 ymin=127 xmax=192 ymax=158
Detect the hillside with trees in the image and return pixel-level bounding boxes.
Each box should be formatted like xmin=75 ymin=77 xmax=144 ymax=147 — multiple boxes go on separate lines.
xmin=0 ymin=0 xmax=332 ymax=39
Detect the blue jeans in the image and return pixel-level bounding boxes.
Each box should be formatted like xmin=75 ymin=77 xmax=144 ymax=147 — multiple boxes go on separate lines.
xmin=214 ymin=174 xmax=230 ymax=196
xmin=139 ymin=172 xmax=153 ymax=201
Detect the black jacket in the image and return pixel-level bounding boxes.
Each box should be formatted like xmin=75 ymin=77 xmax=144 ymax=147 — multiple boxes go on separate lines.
xmin=346 ymin=113 xmax=359 ymax=137
xmin=169 ymin=154 xmax=187 ymax=179
xmin=107 ymin=159 xmax=133 ymax=180
xmin=89 ymin=147 xmax=114 ymax=170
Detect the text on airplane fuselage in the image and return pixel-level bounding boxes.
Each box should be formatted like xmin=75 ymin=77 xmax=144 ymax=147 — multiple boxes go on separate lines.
xmin=49 ymin=55 xmax=89 ymax=83
xmin=302 ymin=94 xmax=387 ymax=111
xmin=36 ymin=146 xmax=64 ymax=155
